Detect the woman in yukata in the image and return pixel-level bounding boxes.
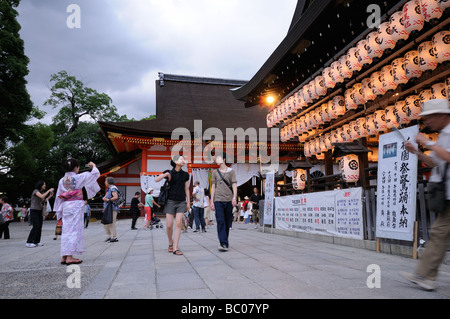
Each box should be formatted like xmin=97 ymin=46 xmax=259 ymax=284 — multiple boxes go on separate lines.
xmin=54 ymin=159 xmax=100 ymax=265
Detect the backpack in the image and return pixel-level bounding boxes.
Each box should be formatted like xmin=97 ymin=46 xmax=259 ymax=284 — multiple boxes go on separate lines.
xmin=111 ymin=186 xmax=126 ymax=208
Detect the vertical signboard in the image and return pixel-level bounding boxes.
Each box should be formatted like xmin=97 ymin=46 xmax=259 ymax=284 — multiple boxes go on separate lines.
xmin=376 ymin=125 xmax=418 ymax=241
xmin=263 ymin=172 xmax=275 ymax=226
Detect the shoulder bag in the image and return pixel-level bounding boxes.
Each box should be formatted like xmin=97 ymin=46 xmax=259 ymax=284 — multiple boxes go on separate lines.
xmin=428 ymin=162 xmax=449 ymax=214
xmin=217 ymin=169 xmax=233 ymax=192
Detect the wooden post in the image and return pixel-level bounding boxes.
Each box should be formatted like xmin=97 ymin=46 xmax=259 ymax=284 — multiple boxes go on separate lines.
xmin=376 ymin=238 xmax=381 ymax=253
xmin=413 ymin=221 xmax=419 ymax=259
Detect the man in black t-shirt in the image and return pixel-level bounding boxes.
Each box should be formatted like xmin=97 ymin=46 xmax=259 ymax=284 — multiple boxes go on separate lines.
xmin=130 ymin=192 xmax=143 ymax=230
xmin=249 ymin=187 xmax=262 ymax=227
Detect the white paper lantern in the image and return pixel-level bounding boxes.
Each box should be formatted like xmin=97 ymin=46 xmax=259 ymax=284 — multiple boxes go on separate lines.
xmin=420 ymin=0 xmax=443 ymax=22
xmin=292 ymin=169 xmax=306 ymax=191
xmin=366 ymin=113 xmax=378 ymax=136
xmin=390 ymin=11 xmax=410 ymax=42
xmin=324 ymin=132 xmax=333 ymax=149
xmin=362 ymin=77 xmax=376 ymax=102
xmin=340 ymin=154 xmax=360 ymax=183
xmin=374 ymin=109 xmax=387 ymax=133
xmin=391 ymin=57 xmax=409 ymax=85
xmin=371 ymin=71 xmax=386 ymax=96
xmin=344 ymin=88 xmax=358 ymax=111
xmin=323 ymin=66 xmax=336 ymax=90
xmin=319 ymin=135 xmax=327 ymax=153
xmin=327 ymin=99 xmax=337 ymax=120
xmin=378 ymin=21 xmax=397 ymax=51
xmin=356 ymin=117 xmax=368 ymax=138
xmin=330 ymin=130 xmax=339 ymax=145
xmin=352 ymin=82 xmax=366 ymax=106
xmin=314 ymin=138 xmax=321 ymax=155
xmin=403 ymin=0 xmax=425 ymax=34
xmin=338 ymin=55 xmax=353 ymax=79
xmin=308 ymin=80 xmax=319 ymax=101
xmin=331 ymin=61 xmax=344 ymax=84
xmin=366 ymin=31 xmax=384 ymax=59
xmin=349 ymin=121 xmax=359 ymax=140
xmin=385 ymin=105 xmax=399 ymax=129
xmin=333 ymin=95 xmax=346 ymax=117
xmin=346 ymin=47 xmax=362 ymax=73
xmin=341 ymin=125 xmax=352 ymax=142
xmin=419 ymin=88 xmax=432 ymax=108
xmin=304 ymin=141 xmax=311 ymax=157
xmin=446 ymin=77 xmax=450 ymax=102
xmin=432 ymin=30 xmax=450 ymax=64
xmin=266 ymin=112 xmax=273 ymax=128
xmin=431 ymin=82 xmax=447 ymax=99
xmin=404 ymin=50 xmax=422 ymax=79
xmin=381 ymin=65 xmax=398 ymax=92
xmin=281 ymin=102 xmax=289 ymax=120
xmin=321 ymin=103 xmax=331 ymax=123
xmin=356 ymin=39 xmax=373 ymax=66
xmin=405 ymin=94 xmax=422 ymax=120
xmin=418 ymin=41 xmax=438 ymax=72
xmin=394 ymin=100 xmax=410 ymax=125
xmin=438 ymin=0 xmax=450 ymax=10
xmin=302 ymin=85 xmax=312 ymax=104
xmin=314 ymin=75 xmax=327 ymax=97
xmin=296 ymin=91 xmax=308 ymax=110
xmin=314 ymin=108 xmax=324 ymax=127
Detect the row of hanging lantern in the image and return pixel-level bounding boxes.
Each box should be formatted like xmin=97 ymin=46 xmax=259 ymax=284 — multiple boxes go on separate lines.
xmin=280 ymin=78 xmax=449 ymax=142
xmin=267 ymin=0 xmax=449 ymax=129
xmin=272 ymin=28 xmax=450 ymax=131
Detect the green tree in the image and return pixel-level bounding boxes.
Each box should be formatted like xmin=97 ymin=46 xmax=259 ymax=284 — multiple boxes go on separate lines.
xmin=44 ymin=70 xmax=128 ymax=133
xmin=0 ymin=0 xmax=34 ymax=152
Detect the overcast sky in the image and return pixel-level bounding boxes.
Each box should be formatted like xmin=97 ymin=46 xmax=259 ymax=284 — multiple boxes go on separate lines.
xmin=17 ymin=0 xmax=297 ymax=124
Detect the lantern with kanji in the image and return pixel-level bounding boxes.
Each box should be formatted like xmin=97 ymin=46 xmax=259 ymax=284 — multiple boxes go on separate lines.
xmin=345 ymin=88 xmax=358 ymax=111
xmin=324 ymin=132 xmax=333 ymax=149
xmin=385 ymin=105 xmax=399 ymax=129
xmin=292 ymin=169 xmax=306 ymax=191
xmin=338 ymin=54 xmax=353 ymax=79
xmin=419 ymin=88 xmax=432 ymax=107
xmin=330 ymin=129 xmax=339 ymax=144
xmin=404 ymin=50 xmax=422 ymax=79
xmin=352 ymin=82 xmax=366 ymax=106
xmin=323 ymin=66 xmax=336 ymax=90
xmin=356 ymin=39 xmax=373 ymax=66
xmin=418 ymin=41 xmax=438 ymax=72
xmin=340 ymin=154 xmax=360 ymax=183
xmin=405 ymin=94 xmax=422 ymax=120
xmin=366 ymin=31 xmax=384 ymax=60
xmin=446 ymin=77 xmax=450 ymax=102
xmin=438 ymin=0 xmax=450 ymax=10
xmin=321 ymin=103 xmax=331 ymax=123
xmin=378 ymin=21 xmax=397 ymax=51
xmin=302 ymin=85 xmax=312 ymax=104
xmin=403 ymin=0 xmax=425 ymax=34
xmin=390 ymin=11 xmax=410 ymax=42
xmin=342 ymin=124 xmax=352 ymax=142
xmin=349 ymin=120 xmax=360 ymax=140
xmin=314 ymin=75 xmax=327 ymax=97
xmin=366 ymin=113 xmax=378 ymax=136
xmin=331 ymin=61 xmax=344 ymax=84
xmin=420 ymin=0 xmax=443 ymax=23
xmin=356 ymin=117 xmax=368 ymax=138
xmin=346 ymin=47 xmax=362 ymax=73
xmin=296 ymin=91 xmax=308 ymax=111
xmin=308 ymin=80 xmax=319 ymax=101
xmin=327 ymin=99 xmax=337 ymax=120
xmin=432 ymin=30 xmax=450 ymax=64
xmin=394 ymin=100 xmax=410 ymax=125
xmin=333 ymin=95 xmax=346 ymax=117
xmin=431 ymin=82 xmax=447 ymax=100
xmin=362 ymin=77 xmax=376 ymax=102
xmin=391 ymin=57 xmax=409 ymax=85
xmin=371 ymin=71 xmax=386 ymax=96
xmin=304 ymin=141 xmax=311 ymax=158
xmin=374 ymin=109 xmax=387 ymax=133
xmin=381 ymin=65 xmax=398 ymax=92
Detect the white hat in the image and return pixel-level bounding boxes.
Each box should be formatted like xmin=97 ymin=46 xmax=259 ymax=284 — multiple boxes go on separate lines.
xmin=419 ymin=99 xmax=450 ymax=116
xmin=148 ymin=188 xmax=154 ymax=193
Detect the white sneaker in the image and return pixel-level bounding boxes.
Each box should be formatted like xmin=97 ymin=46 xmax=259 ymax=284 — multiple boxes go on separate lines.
xmin=26 ymin=243 xmax=36 ymax=248
xmin=218 ymin=244 xmax=229 ymax=252
xmin=400 ymin=271 xmax=435 ymax=291
xmin=36 ymin=243 xmax=44 ymax=247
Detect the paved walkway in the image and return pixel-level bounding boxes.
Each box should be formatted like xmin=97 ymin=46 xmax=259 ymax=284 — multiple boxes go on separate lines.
xmin=1 ymin=218 xmax=450 ymax=299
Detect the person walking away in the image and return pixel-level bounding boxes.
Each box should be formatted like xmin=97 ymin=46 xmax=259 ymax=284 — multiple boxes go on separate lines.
xmin=102 ymin=177 xmax=120 ymax=242
xmin=401 ymin=99 xmax=450 ymax=291
xmin=155 ymin=155 xmax=190 ymax=256
xmin=26 ymin=181 xmax=54 ymax=247
xmin=54 ymin=159 xmax=100 ymax=264
xmin=210 ymin=155 xmax=237 ymax=251
xmin=0 ymin=196 xmax=13 ymax=239
xmin=130 ymin=192 xmax=143 ymax=230
xmin=84 ymin=200 xmax=91 ymax=228
xmin=203 ymin=188 xmax=212 ymax=229
xmin=192 ymin=181 xmax=206 ymax=232
xmin=250 ymin=187 xmax=262 ymax=229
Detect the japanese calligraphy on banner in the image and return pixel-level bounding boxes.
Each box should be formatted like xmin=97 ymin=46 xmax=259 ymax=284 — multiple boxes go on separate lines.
xmin=376 ymin=125 xmax=418 ymax=241
xmin=274 ymin=188 xmax=364 ymax=239
xmin=263 ymin=172 xmax=275 ymax=226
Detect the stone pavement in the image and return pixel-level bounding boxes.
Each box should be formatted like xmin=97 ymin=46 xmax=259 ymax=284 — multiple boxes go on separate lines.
xmin=1 ymin=217 xmax=450 ymax=300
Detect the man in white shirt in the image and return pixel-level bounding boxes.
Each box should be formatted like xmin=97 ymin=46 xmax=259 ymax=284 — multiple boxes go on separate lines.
xmin=402 ymin=99 xmax=450 ymax=291
xmin=192 ymin=181 xmax=206 ymax=232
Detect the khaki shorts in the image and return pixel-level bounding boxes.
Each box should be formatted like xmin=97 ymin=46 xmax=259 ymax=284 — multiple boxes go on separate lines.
xmin=163 ymin=200 xmax=186 ymax=215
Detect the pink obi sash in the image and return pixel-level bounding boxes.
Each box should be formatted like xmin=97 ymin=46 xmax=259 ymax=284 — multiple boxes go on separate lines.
xmin=58 ymin=189 xmax=83 ymax=201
